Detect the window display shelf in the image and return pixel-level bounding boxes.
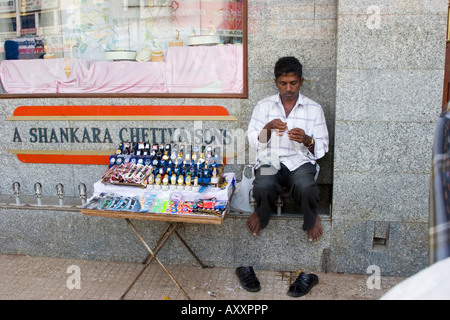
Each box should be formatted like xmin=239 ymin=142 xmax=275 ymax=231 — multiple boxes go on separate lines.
xmin=0 ymin=44 xmax=243 ymax=94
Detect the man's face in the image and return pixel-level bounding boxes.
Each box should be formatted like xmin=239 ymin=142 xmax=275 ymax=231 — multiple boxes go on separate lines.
xmin=275 ymin=72 xmax=303 ymax=103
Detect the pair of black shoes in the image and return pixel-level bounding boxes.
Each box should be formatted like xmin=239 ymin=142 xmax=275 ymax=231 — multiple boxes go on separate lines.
xmin=235 ymin=266 xmax=318 ymax=297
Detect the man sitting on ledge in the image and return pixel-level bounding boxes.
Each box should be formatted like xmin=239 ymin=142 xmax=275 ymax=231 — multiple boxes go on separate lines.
xmin=247 ymin=56 xmax=329 ymax=241
xmin=236 ymin=56 xmax=329 ymax=297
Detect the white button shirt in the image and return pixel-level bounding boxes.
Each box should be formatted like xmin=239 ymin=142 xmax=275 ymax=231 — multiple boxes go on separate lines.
xmin=248 ymin=93 xmax=329 ymax=173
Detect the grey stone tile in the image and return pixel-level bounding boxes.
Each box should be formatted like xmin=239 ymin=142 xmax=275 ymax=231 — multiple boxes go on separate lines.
xmin=336 ymin=69 xmax=443 ymax=122
xmin=333 ymin=120 xmax=435 ymax=174
xmin=330 ymin=219 xmax=428 ymax=276
xmin=332 ymin=171 xmax=430 ymax=222
xmin=338 ymin=0 xmax=447 ymax=15
xmin=336 ymin=14 xmax=447 ymax=70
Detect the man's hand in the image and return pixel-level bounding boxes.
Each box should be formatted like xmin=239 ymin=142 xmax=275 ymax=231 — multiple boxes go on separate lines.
xmin=268 ymin=119 xmax=288 ymax=132
xmin=258 ymin=119 xmax=287 ymax=142
xmin=287 ymin=127 xmax=307 ymax=143
xmin=288 ymin=128 xmax=314 ymax=151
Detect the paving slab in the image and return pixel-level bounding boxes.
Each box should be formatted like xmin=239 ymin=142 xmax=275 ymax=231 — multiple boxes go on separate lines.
xmin=0 ymin=254 xmax=405 ymax=301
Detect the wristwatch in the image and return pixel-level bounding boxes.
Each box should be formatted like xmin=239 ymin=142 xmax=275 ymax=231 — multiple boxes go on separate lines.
xmin=307 ymin=138 xmax=315 ymax=149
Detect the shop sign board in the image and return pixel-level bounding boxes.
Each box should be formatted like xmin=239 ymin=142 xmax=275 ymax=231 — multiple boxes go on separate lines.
xmin=19 ymin=0 xmax=59 ymax=13
xmin=6 ymin=105 xmax=241 ymax=165
xmin=0 ymin=0 xmax=15 ymax=13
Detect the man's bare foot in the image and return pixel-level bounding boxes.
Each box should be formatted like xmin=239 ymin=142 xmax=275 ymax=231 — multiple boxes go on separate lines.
xmin=307 ymin=215 xmax=322 ymax=242
xmin=246 ymin=212 xmax=261 ymax=236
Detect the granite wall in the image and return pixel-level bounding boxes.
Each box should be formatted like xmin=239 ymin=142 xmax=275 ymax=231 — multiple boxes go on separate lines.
xmin=331 ymin=0 xmax=448 ymax=275
xmin=0 ymin=0 xmax=338 ymax=196
xmin=0 ymin=0 xmax=447 ymax=277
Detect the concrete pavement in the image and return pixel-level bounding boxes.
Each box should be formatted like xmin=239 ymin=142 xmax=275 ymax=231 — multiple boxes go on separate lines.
xmin=0 ymin=253 xmax=405 ymax=300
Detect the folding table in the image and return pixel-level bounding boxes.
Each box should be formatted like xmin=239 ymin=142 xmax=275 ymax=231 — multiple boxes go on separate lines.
xmin=81 ymin=187 xmax=233 ymax=300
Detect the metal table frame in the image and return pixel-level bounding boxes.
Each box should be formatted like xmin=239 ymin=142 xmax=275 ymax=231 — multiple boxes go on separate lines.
xmin=120 ymin=219 xmax=211 ymax=300
xmin=81 ymin=190 xmax=232 ymax=300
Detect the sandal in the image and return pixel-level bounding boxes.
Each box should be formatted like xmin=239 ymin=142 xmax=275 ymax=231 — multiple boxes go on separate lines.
xmin=287 ymin=272 xmax=318 ymax=297
xmin=236 ymin=266 xmax=261 ymax=292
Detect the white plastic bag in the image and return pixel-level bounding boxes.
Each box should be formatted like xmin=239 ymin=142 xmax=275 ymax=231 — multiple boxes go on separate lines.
xmin=230 ymin=165 xmax=255 ymax=213
xmin=258 ymin=151 xmax=281 ymax=171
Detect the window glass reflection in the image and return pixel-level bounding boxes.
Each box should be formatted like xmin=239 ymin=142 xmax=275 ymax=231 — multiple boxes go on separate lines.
xmin=0 ymin=0 xmax=244 ymax=95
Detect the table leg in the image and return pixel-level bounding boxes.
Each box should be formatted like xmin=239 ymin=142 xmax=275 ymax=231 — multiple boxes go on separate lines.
xmin=142 ymin=223 xmax=172 ymax=264
xmin=142 ymin=222 xmax=212 ymax=268
xmin=173 ymin=228 xmax=214 ymax=268
xmin=141 ymin=222 xmax=179 ymax=266
xmin=121 ymin=219 xmax=191 ymax=300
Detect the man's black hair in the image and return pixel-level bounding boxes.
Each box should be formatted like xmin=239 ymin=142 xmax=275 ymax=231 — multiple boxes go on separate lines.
xmin=274 ymin=56 xmax=303 ymax=79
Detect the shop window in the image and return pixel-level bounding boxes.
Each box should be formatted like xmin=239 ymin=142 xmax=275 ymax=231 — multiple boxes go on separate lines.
xmin=0 ymin=0 xmax=247 ymax=98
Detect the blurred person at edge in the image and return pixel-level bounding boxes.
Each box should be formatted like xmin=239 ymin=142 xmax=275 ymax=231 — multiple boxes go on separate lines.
xmin=382 ymin=102 xmax=450 ymax=300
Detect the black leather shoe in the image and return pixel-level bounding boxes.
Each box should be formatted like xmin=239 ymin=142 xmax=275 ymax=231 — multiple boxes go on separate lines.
xmin=236 ymin=266 xmax=261 ymax=292
xmin=287 ymin=272 xmax=318 ymax=297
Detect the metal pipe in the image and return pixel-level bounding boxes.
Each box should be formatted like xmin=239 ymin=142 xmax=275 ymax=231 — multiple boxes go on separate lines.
xmin=56 ymin=183 xmax=64 ymax=207
xmin=78 ymin=183 xmax=87 ymax=206
xmin=34 ymin=183 xmax=42 ymax=206
xmin=13 ymin=182 xmax=21 ymax=205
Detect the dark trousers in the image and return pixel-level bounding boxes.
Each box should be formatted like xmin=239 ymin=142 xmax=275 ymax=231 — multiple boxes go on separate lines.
xmin=252 ymin=162 xmax=319 ymax=231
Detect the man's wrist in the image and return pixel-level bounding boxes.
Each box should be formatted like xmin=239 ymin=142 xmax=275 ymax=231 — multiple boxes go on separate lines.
xmin=304 ymin=136 xmax=314 ymax=149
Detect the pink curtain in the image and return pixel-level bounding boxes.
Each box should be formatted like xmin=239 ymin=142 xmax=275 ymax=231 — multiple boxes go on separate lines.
xmin=0 ymin=45 xmax=243 ymax=94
